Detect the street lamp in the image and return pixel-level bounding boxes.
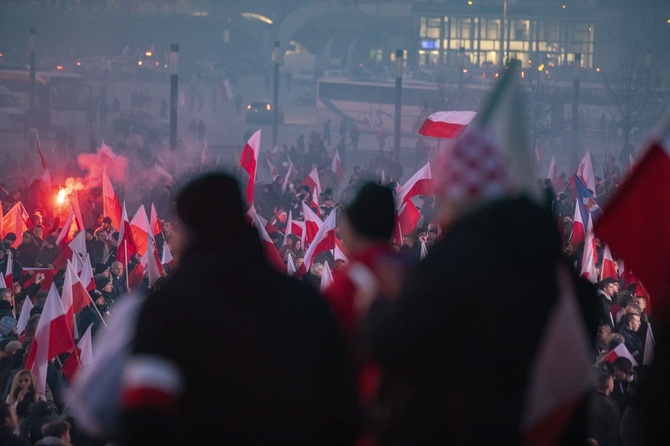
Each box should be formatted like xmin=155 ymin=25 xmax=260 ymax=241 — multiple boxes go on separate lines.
xmin=394 ymin=49 xmax=403 ymax=158
xmin=272 ymin=41 xmax=282 ymax=148
xmin=571 ymin=52 xmax=581 ymax=170
xmin=169 ymin=43 xmax=179 ymax=151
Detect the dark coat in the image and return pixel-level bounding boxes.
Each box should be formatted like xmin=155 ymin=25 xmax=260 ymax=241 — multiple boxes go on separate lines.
xmin=364 ymin=195 xmax=596 ymax=444
xmin=121 ymin=226 xmax=361 ymax=445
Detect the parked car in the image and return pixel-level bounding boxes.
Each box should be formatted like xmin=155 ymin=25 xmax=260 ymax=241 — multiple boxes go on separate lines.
xmin=113 ymin=109 xmax=169 ymax=136
xmin=245 ymin=100 xmax=284 ymax=124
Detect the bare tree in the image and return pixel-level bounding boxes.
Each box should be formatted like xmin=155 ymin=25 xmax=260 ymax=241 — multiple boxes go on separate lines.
xmin=523 ymin=67 xmax=561 ymax=152
xmin=603 ymin=42 xmax=663 ymax=164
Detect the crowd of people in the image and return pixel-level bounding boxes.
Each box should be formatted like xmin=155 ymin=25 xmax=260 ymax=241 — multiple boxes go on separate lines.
xmin=0 ymin=111 xmax=665 ymax=446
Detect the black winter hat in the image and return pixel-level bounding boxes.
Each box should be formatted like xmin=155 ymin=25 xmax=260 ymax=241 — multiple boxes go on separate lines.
xmin=345 ymin=182 xmax=395 ymax=241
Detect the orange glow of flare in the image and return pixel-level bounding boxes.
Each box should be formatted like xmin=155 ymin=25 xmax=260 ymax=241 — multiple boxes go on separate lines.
xmin=57 ymin=188 xmax=68 ymax=205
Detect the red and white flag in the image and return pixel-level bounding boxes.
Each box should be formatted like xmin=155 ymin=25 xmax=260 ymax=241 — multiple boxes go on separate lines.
xmin=149 ymin=203 xmax=162 ymax=238
xmin=604 ymin=342 xmax=638 ymax=368
xmin=117 ymin=203 xmax=137 ymax=267
xmin=417 ymin=110 xmax=476 ymax=138
xmin=130 ymin=205 xmax=152 ymax=257
xmin=34 ymin=129 xmax=52 ymax=188
xmin=161 ymin=243 xmax=176 ymax=270
xmin=56 ymin=211 xmax=78 ymax=250
xmin=281 ymin=160 xmax=295 ymax=194
xmin=395 ymin=163 xmax=433 ymax=206
xmin=570 ymin=198 xmax=585 ymax=247
xmin=331 ymin=149 xmax=344 ymax=184
xmin=576 ymin=150 xmax=597 ymax=197
xmin=17 ymin=296 xmax=33 ymax=335
xmin=1 ymin=202 xmax=30 ymax=239
xmin=311 ymin=187 xmax=321 ymax=218
xmin=302 ymin=166 xmax=321 ymax=197
xmin=145 ymin=236 xmax=164 ymax=288
xmin=580 ymin=213 xmax=597 ymax=282
xmin=61 ymin=324 xmax=94 ymax=382
xmin=299 ymin=211 xmax=337 ymax=276
xmin=64 ymin=259 xmax=91 ymax=316
xmin=594 ymin=128 xmax=670 ymax=319
xmin=393 ymin=200 xmax=422 ymax=246
xmin=600 ymin=245 xmax=617 ymax=281
xmin=3 ymin=251 xmax=12 ymax=289
xmin=253 ymin=214 xmax=287 ymax=274
xmin=522 ymin=265 xmax=593 ymax=446
xmin=53 ymin=230 xmax=87 ymax=270
xmin=547 ymin=156 xmax=563 ymax=192
xmin=80 ymin=254 xmax=95 ymax=291
xmin=320 ymin=261 xmax=334 ymax=292
xmin=302 ymin=202 xmax=323 ymax=245
xmin=102 ymin=166 xmax=123 ymax=231
xmin=240 ymin=130 xmax=261 ymax=204
xmin=25 ymin=282 xmax=76 ymax=394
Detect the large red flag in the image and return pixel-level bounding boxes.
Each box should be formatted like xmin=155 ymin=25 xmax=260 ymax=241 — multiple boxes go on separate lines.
xmin=25 ymin=282 xmax=76 ymax=394
xmin=102 ymin=166 xmax=123 ymax=231
xmin=594 ymin=138 xmax=670 ymax=319
xmin=240 ymin=130 xmax=261 ymax=204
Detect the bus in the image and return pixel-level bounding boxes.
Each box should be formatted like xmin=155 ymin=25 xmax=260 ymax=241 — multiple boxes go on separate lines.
xmin=0 ymin=69 xmax=89 ymax=132
xmin=316 ymin=76 xmax=489 ymax=135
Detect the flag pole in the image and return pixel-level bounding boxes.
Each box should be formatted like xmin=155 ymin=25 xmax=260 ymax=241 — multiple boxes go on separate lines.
xmin=86 ymin=293 xmax=109 ymax=329
xmin=124 ymin=240 xmax=129 ymax=291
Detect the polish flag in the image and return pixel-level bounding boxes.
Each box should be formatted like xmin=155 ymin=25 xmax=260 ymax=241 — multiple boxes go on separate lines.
xmin=302 ymin=202 xmax=323 ymax=245
xmin=130 ymin=205 xmax=152 ymax=256
xmin=64 ymin=259 xmax=91 ymax=315
xmin=286 ymin=254 xmax=296 ymax=276
xmin=100 ymin=141 xmax=118 ymax=164
xmin=102 ymin=166 xmax=123 ymax=231
xmin=600 ymin=245 xmax=617 ymax=281
xmin=149 ymin=203 xmax=162 ymax=237
xmin=299 ymin=211 xmax=336 ymax=275
xmin=603 ymin=342 xmax=638 ymax=368
xmin=253 ymin=214 xmax=287 ymax=273
xmin=62 ymin=324 xmax=94 ymax=382
xmin=60 ymin=260 xmax=78 ymax=332
xmin=320 ymin=261 xmax=334 ymax=293
xmin=34 ymin=129 xmax=52 ymax=188
xmin=580 ymin=213 xmax=597 ymax=282
xmin=80 ymin=254 xmax=95 ymax=291
xmin=240 ymin=130 xmax=261 ymax=204
xmin=117 ymin=203 xmax=137 ymax=267
xmin=3 ymin=251 xmax=12 ymax=289
xmin=395 ymin=163 xmax=433 ymax=205
xmin=145 ymin=237 xmax=164 ymax=288
xmin=547 ymin=156 xmax=563 ymax=192
xmin=17 ymin=296 xmax=33 ymax=335
xmin=161 ymin=243 xmax=176 ymax=270
xmin=334 ymin=238 xmax=349 ymax=263
xmin=281 ymin=160 xmax=295 ymax=194
xmin=417 ymin=111 xmax=476 ymax=138
xmin=576 ymin=150 xmax=597 ymax=197
xmin=53 ymin=230 xmax=87 ymax=270
xmin=25 ymin=282 xmax=76 ymax=394
xmin=594 ymin=136 xmax=670 ymax=320
xmin=1 ymin=202 xmax=30 ymax=239
xmin=331 ymin=149 xmax=344 ymax=184
xmin=69 ymin=193 xmax=85 ymax=235
xmin=302 ymin=166 xmax=322 ymax=197
xmin=55 ymin=211 xmax=78 ymax=250
xmin=522 ymin=264 xmax=594 ymax=446
xmin=393 ymin=200 xmax=422 ymax=246
xmin=570 ymin=197 xmax=585 ymax=247
xmin=311 ymin=187 xmax=321 ymax=217
xmin=283 ymin=210 xmax=295 ymax=247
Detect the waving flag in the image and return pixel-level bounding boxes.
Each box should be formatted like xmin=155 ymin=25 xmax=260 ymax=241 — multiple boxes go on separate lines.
xmin=62 ymin=324 xmax=94 ymax=382
xmin=603 ymin=342 xmax=638 ymax=368
xmin=149 ymin=203 xmax=162 ymax=237
xmin=80 ymin=254 xmax=95 ymax=291
xmin=580 ymin=213 xmax=597 ymax=282
xmin=117 ymin=203 xmax=137 ymax=267
xmin=601 ymin=245 xmax=617 ymax=281
xmin=1 ymin=202 xmax=30 ymax=239
xmin=130 ymin=205 xmax=152 ymax=257
xmin=161 ymin=243 xmax=176 ymax=270
xmin=576 ymin=150 xmax=597 ymax=198
xmin=395 ymin=162 xmax=433 ymax=205
xmin=302 ymin=166 xmax=322 ymax=197
xmin=102 ymin=166 xmax=123 ymax=231
xmin=418 ymin=111 xmax=476 ymax=138
xmin=240 ymin=130 xmax=261 ymax=204
xmin=320 ymin=261 xmax=334 ymax=292
xmin=299 ymin=211 xmax=337 ymax=276
xmin=17 ymin=296 xmax=33 ymax=335
xmin=53 ymin=230 xmax=87 ymax=270
xmin=302 ymin=202 xmax=323 ymax=245
xmin=253 ymin=214 xmax=286 ymax=274
xmin=331 ymin=149 xmax=344 ymax=184
xmin=25 ymin=282 xmax=76 ymax=394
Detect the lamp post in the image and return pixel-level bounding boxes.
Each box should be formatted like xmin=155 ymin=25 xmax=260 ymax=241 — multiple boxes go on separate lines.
xmin=169 ymin=43 xmax=179 ymax=151
xmin=272 ymin=41 xmax=281 ymax=148
xmin=571 ymin=53 xmax=581 ymax=170
xmin=29 ymin=28 xmax=36 ymax=140
xmin=394 ymin=49 xmax=403 ymax=159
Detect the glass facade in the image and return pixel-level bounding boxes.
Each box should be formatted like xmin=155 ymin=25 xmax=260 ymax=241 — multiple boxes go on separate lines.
xmin=417 ymin=13 xmax=594 ymax=70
